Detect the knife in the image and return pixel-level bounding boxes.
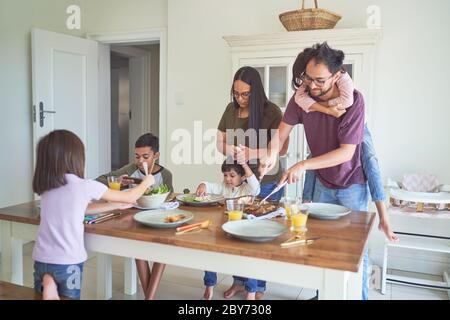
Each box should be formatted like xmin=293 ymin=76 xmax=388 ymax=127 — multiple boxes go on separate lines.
xmin=257 ymin=181 xmax=287 ymax=207
xmin=280 ymin=236 xmax=320 ymax=248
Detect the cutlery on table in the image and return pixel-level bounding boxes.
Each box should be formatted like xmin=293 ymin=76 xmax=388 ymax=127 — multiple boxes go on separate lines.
xmin=175 ymin=220 xmax=211 ymax=235
xmin=280 ymin=236 xmax=320 ymax=248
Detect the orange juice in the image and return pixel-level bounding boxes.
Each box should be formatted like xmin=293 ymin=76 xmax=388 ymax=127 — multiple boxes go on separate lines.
xmin=108 ymin=181 xmax=121 ymax=191
xmin=284 ymin=206 xmax=292 ymax=219
xmin=291 ymin=213 xmax=308 ymax=233
xmin=228 ymin=210 xmax=243 ymax=221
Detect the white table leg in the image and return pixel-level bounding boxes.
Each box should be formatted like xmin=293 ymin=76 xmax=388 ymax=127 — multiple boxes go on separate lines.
xmin=381 ymin=240 xmax=388 ymax=295
xmin=0 ymin=221 xmax=12 ymax=282
xmin=347 ymin=264 xmax=363 ymax=300
xmin=11 ymin=237 xmax=24 ymax=285
xmin=319 ymin=269 xmax=348 ymax=300
xmin=96 ymin=253 xmax=112 ymax=300
xmin=124 ymin=257 xmax=137 ymax=295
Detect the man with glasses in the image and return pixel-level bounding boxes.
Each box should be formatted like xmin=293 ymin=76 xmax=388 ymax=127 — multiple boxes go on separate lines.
xmin=259 ymin=42 xmax=372 ymax=300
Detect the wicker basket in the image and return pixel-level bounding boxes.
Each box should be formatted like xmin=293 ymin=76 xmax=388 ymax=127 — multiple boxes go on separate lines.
xmin=279 ymin=0 xmax=341 ymax=31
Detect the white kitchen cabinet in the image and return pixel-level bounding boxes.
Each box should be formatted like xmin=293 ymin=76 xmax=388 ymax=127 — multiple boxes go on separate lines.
xmin=224 ymin=28 xmax=381 ymax=198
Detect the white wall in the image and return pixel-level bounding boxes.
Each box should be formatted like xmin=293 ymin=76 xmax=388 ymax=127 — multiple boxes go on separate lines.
xmin=0 ymin=0 xmax=85 ymax=207
xmin=0 ymin=0 xmax=167 ymax=207
xmin=84 ymin=0 xmax=167 ymax=34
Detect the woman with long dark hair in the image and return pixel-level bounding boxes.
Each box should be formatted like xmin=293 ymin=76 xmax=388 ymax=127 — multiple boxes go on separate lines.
xmin=214 ymin=66 xmax=289 ymax=300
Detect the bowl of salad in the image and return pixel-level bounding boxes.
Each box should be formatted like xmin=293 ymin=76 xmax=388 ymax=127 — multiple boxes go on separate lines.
xmin=137 ymin=184 xmax=171 ymax=209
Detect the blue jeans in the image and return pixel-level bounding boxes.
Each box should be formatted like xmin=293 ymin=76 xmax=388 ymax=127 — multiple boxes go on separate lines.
xmin=34 ymin=261 xmax=84 ymax=299
xmin=314 ymin=179 xmax=370 ymax=300
xmin=203 ymin=272 xmax=266 ymax=293
xmin=259 ymin=181 xmax=285 ymax=201
xmin=303 ymin=124 xmax=386 ymax=202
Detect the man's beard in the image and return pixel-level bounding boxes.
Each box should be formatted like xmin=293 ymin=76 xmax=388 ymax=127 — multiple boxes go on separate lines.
xmin=307 ymin=83 xmax=333 ymax=98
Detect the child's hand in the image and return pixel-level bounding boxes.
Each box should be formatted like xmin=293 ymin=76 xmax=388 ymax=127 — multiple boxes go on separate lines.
xmin=327 ymin=106 xmax=346 ymax=118
xmin=196 ymin=183 xmax=207 ymax=196
xmin=142 ymin=174 xmax=155 ymax=187
xmin=378 ymin=219 xmax=399 ymax=242
xmin=236 ymin=145 xmax=247 ymax=165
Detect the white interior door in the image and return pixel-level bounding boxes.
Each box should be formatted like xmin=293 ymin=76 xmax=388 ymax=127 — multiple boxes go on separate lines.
xmin=32 ymin=28 xmax=99 ymax=178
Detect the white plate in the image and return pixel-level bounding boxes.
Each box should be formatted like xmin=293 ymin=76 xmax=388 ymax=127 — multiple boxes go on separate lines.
xmin=222 ymin=220 xmax=287 ymax=242
xmin=303 ymin=203 xmax=351 ymax=220
xmin=133 ymin=209 xmax=193 ymax=228
xmin=176 ymin=194 xmax=224 ymax=207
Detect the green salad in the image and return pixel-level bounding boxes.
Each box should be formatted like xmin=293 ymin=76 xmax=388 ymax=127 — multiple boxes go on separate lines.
xmin=143 ymin=184 xmax=170 ymax=196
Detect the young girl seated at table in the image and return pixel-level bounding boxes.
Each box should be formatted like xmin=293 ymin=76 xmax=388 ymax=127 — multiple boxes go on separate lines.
xmin=196 ymin=158 xmax=264 ymax=300
xmin=32 ymin=130 xmax=154 ymax=300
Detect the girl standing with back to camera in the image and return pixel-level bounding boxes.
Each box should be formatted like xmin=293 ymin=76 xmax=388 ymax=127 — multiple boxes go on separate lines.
xmin=32 ymin=130 xmax=154 ymax=299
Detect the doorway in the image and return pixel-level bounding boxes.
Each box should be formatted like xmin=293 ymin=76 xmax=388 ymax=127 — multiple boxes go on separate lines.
xmin=89 ymin=29 xmax=167 ymax=174
xmin=109 ymin=43 xmax=160 ymax=170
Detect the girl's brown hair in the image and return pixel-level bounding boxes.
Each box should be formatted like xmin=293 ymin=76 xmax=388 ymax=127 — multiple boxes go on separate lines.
xmin=33 ymin=130 xmax=85 ymax=195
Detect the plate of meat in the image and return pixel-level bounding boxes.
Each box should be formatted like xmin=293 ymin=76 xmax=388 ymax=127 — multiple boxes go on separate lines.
xmin=243 ymin=203 xmax=279 ymax=217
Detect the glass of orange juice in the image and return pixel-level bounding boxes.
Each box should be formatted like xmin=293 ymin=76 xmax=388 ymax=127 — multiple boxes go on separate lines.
xmin=107 ymin=176 xmax=121 ymax=191
xmin=290 ymin=205 xmax=309 ymax=234
xmin=281 ymin=197 xmax=299 ymax=220
xmin=226 ymin=200 xmax=244 ymax=221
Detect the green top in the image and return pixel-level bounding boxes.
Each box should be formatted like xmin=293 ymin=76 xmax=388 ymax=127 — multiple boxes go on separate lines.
xmin=218 ymin=101 xmax=283 ymax=184
xmin=96 ymin=163 xmax=174 ymax=192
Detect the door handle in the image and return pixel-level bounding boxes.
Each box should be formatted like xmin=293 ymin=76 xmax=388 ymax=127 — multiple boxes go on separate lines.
xmin=39 ymin=102 xmax=56 ymax=127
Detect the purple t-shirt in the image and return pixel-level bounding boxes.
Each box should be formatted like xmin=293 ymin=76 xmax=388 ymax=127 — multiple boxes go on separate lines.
xmin=283 ymin=90 xmax=366 ymax=189
xmin=32 ymin=174 xmax=107 ymax=265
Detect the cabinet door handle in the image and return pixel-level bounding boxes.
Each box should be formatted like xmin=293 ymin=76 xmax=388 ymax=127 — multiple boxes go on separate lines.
xmin=39 ymin=102 xmax=56 ymax=127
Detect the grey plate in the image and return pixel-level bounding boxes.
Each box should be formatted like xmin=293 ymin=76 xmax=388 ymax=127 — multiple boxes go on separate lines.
xmin=303 ymin=203 xmax=351 ymax=220
xmin=222 ymin=220 xmax=287 ymax=242
xmin=176 ymin=194 xmax=224 ymax=207
xmin=133 ymin=209 xmax=193 ymax=228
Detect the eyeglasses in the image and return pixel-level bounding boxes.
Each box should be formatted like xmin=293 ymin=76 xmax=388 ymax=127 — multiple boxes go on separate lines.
xmin=233 ymin=91 xmax=251 ymax=100
xmin=297 ymin=73 xmax=334 ymax=87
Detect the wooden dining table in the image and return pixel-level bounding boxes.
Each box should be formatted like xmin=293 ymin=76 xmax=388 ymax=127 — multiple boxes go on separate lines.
xmin=0 ymin=199 xmax=375 ymax=300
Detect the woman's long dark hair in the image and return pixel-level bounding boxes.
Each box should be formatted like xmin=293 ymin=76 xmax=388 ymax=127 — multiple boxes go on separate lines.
xmin=33 ymin=130 xmax=85 ymax=195
xmin=231 ymin=66 xmax=268 ymax=131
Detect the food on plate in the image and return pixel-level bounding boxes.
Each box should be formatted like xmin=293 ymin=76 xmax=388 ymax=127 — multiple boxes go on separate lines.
xmin=164 ymin=214 xmax=186 ymax=223
xmin=143 ymin=184 xmax=170 ymax=196
xmin=194 ymin=195 xmax=213 ymax=202
xmin=182 ymin=195 xmax=213 ymax=202
xmin=244 ymin=203 xmax=278 ymax=217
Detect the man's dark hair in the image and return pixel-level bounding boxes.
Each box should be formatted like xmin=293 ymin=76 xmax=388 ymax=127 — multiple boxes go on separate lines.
xmin=221 ymin=159 xmax=245 ymax=177
xmin=33 ymin=130 xmax=85 ymax=195
xmin=291 ymin=42 xmax=345 ymax=89
xmin=135 ymin=133 xmax=159 ymax=152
